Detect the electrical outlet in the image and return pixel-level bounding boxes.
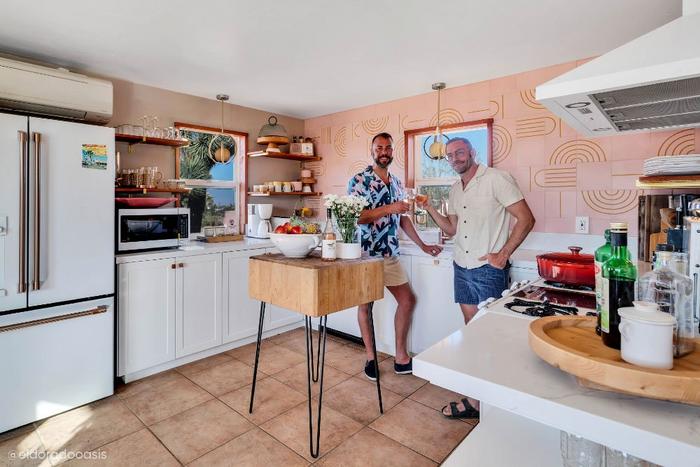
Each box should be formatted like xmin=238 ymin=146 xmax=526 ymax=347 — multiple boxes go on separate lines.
xmin=575 ymin=216 xmax=589 ymax=234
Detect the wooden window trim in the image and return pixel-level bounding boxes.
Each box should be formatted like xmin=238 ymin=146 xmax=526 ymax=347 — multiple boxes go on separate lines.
xmin=404 ymin=118 xmax=493 ymax=188
xmin=174 ymin=122 xmax=249 ymax=233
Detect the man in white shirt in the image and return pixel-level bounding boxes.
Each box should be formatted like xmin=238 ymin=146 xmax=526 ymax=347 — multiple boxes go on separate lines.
xmin=419 ymin=137 xmax=535 ymax=418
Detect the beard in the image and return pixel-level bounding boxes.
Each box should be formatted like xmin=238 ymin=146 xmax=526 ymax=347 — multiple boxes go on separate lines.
xmin=451 ymin=157 xmax=473 ymax=174
xmin=373 ymin=154 xmax=393 ymax=169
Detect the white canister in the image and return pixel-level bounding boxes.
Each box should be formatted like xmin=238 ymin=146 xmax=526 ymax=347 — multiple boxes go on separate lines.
xmin=618 ymin=301 xmax=675 ymax=370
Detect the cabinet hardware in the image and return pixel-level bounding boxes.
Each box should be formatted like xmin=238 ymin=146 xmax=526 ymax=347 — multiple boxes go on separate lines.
xmin=0 ymin=305 xmax=107 ymax=333
xmin=178 ymin=262 xmax=184 ymax=268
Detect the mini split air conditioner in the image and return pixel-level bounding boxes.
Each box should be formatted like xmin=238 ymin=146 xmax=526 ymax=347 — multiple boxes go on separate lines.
xmin=0 ymin=57 xmax=112 ymax=124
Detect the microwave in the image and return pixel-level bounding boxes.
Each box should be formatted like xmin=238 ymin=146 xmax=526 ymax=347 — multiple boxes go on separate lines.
xmin=117 ymin=208 xmax=190 ymax=252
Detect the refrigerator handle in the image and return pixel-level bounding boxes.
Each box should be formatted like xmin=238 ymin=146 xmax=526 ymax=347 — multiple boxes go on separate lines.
xmin=18 ymin=131 xmax=27 ymax=294
xmin=31 ymin=132 xmax=41 ymax=291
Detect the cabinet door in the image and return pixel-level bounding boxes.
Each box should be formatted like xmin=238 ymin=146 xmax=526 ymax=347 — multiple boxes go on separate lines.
xmin=176 ymin=253 xmax=222 ymax=357
xmin=264 ymin=248 xmax=302 ymax=329
xmin=118 ymin=258 xmax=176 ymax=376
xmin=410 ymin=256 xmax=464 ymax=354
xmin=222 ymin=250 xmax=269 ymax=343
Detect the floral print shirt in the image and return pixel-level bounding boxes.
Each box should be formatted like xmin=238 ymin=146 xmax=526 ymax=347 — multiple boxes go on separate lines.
xmin=347 ymin=165 xmax=404 ymax=257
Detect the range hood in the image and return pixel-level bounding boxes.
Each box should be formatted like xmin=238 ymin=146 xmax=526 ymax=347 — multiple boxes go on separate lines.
xmin=536 ymin=2 xmax=700 ymax=136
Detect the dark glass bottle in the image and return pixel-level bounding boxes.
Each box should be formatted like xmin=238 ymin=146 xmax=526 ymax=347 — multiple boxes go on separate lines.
xmin=594 ymin=229 xmax=612 ymax=335
xmin=600 ymin=224 xmax=637 ymax=349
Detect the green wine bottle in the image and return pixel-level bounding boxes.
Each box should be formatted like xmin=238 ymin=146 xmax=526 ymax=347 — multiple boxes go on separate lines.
xmin=600 ymin=223 xmax=636 ymax=349
xmin=594 ymin=229 xmax=612 ymax=336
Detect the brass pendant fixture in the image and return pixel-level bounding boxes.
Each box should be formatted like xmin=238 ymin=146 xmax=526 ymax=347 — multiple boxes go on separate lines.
xmin=207 ymin=94 xmax=236 ymax=164
xmin=428 ymin=82 xmax=447 ymax=160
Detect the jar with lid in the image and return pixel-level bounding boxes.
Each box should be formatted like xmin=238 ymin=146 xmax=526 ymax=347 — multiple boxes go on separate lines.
xmin=637 ymin=249 xmax=696 ymax=357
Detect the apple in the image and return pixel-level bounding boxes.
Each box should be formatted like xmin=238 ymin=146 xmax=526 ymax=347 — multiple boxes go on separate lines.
xmin=274 ymin=225 xmax=287 ymax=234
xmin=290 ymin=225 xmax=302 ymax=234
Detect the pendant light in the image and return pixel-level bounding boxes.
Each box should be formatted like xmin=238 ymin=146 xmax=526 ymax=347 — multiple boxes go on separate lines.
xmin=428 ymin=82 xmax=447 ymax=160
xmin=207 ymin=94 xmax=236 ymax=164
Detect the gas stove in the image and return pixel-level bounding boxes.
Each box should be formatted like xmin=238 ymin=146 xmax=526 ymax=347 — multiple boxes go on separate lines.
xmin=502 ymin=278 xmax=597 ymax=317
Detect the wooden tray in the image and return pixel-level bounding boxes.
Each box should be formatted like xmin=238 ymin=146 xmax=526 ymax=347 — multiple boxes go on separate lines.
xmin=528 ymin=316 xmax=700 ymax=406
xmin=198 ymin=234 xmax=244 ymax=243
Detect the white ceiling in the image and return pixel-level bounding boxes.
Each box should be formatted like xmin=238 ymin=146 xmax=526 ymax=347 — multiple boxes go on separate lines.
xmin=0 ymin=0 xmax=681 ymax=119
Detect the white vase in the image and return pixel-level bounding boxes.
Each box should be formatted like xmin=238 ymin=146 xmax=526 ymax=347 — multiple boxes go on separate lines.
xmin=336 ymin=242 xmax=361 ymax=259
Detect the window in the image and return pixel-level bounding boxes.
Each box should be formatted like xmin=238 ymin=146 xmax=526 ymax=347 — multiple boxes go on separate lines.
xmin=175 ymin=123 xmax=247 ymax=235
xmin=405 ymin=120 xmax=492 ymax=229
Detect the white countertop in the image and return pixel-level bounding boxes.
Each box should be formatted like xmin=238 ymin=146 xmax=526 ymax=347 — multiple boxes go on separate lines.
xmin=115 ymin=238 xmax=274 ymax=264
xmin=413 ymin=300 xmax=700 ymax=467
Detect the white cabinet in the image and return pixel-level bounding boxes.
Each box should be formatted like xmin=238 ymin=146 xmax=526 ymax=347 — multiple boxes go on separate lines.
xmin=176 ymin=253 xmax=222 ymax=357
xmin=509 ymin=265 xmax=539 ymax=284
xmin=118 ymin=257 xmax=176 ymax=376
xmin=222 ymin=249 xmax=269 ymax=343
xmin=410 ymin=256 xmax=464 ymax=354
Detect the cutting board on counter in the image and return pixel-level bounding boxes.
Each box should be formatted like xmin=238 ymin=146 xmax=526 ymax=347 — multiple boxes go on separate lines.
xmin=528 ymin=316 xmax=700 ymax=406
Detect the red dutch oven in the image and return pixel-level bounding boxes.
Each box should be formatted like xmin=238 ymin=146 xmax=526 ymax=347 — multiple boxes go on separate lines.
xmin=536 ymin=246 xmax=595 ymax=287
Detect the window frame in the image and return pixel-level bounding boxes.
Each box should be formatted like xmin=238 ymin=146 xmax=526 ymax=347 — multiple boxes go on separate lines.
xmin=403 ymin=118 xmax=493 ymax=189
xmin=174 ymin=121 xmax=249 ymax=232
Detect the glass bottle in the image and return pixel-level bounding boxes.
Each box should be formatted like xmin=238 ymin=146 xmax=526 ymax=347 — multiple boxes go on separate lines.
xmin=321 ymin=208 xmax=336 ymax=261
xmin=594 ymin=229 xmax=612 ymax=335
xmin=638 ymin=249 xmax=696 ymax=357
xmin=601 ymin=223 xmax=637 ymax=349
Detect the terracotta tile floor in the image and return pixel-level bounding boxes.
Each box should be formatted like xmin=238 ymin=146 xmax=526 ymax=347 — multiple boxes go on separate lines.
xmin=0 ymin=328 xmax=477 ymax=466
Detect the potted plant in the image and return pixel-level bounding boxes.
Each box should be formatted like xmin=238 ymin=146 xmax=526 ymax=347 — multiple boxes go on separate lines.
xmin=324 ymin=194 xmax=368 ymax=259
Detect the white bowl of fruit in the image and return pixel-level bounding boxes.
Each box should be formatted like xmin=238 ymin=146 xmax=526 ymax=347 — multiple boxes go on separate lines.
xmin=270 ymin=219 xmax=321 ymax=258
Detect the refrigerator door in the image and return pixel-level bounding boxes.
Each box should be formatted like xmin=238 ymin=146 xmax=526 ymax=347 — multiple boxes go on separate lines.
xmin=0 ymin=297 xmax=114 ymax=432
xmin=0 ymin=113 xmax=29 ymax=313
xmin=27 ymin=117 xmax=115 ymax=306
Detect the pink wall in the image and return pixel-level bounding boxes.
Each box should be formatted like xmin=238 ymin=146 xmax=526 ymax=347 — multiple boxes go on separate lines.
xmin=303 ymin=59 xmax=699 ymax=236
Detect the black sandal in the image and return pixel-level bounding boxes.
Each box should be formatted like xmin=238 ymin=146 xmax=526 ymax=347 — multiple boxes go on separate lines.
xmin=442 ymin=398 xmax=480 ymax=419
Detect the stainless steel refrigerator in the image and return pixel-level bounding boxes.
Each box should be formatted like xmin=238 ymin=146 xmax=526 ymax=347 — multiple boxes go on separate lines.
xmin=0 ymin=112 xmax=115 ymax=433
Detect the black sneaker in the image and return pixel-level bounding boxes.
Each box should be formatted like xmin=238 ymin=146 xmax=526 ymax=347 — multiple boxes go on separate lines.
xmin=394 ymin=358 xmax=413 ymax=375
xmin=364 ymin=360 xmax=377 ymax=381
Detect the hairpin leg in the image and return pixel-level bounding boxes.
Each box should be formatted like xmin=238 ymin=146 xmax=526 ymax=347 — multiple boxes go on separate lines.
xmin=367 ymin=302 xmax=384 ymax=413
xmin=305 ymin=315 xmax=328 ymax=458
xmin=248 ymin=301 xmax=266 ymax=414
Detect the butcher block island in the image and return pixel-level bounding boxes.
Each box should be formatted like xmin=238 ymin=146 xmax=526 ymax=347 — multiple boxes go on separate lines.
xmin=248 ymin=252 xmax=386 ymax=458
xmin=248 ymin=252 xmax=384 ymax=316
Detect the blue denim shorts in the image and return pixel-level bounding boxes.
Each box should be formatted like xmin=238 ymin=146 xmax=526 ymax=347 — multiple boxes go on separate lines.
xmin=453 ymin=262 xmax=510 ymax=305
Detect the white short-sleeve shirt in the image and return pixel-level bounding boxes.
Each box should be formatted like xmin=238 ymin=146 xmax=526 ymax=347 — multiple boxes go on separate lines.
xmin=448 ymin=165 xmax=524 ymax=269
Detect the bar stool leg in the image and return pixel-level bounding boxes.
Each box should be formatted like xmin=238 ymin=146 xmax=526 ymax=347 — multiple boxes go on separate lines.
xmin=248 ymin=301 xmax=266 ymax=414
xmin=367 ymin=302 xmax=384 ymax=414
xmin=305 ymin=315 xmax=328 ymax=458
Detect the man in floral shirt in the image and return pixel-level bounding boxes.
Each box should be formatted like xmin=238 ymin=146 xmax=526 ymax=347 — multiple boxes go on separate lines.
xmin=348 ymin=132 xmax=443 ymax=379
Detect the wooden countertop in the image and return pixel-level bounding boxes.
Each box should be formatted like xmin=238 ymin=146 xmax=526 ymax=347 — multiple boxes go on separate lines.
xmin=249 ymin=252 xmax=384 ymax=316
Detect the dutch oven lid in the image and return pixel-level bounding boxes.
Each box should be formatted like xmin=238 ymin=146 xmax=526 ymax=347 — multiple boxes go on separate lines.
xmin=537 ymin=246 xmax=593 ymax=265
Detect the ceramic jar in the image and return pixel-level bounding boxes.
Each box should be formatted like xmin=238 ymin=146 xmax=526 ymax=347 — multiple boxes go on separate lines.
xmin=618 ymin=301 xmax=675 ymax=369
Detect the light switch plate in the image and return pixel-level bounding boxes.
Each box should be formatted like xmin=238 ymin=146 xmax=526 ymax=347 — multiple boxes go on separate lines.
xmin=575 ymin=216 xmax=589 ymax=234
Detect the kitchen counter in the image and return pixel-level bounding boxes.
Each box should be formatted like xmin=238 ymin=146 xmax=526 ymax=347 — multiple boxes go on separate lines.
xmin=115 ymin=238 xmax=274 ymax=264
xmin=413 ymin=297 xmax=700 ymax=467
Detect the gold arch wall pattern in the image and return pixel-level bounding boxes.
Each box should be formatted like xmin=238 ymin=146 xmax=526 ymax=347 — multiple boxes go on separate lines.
xmin=362 ymin=116 xmax=389 ymax=134
xmin=333 ymin=126 xmax=348 ymax=157
xmin=549 ymin=139 xmax=606 ymax=165
xmin=399 ymin=114 xmax=425 ymax=131
xmin=429 ymin=108 xmax=464 ymax=127
xmin=657 ymin=129 xmax=695 ymax=156
xmin=492 ymin=125 xmax=513 ymax=164
xmin=347 ymin=159 xmax=370 ymax=177
xmin=516 ymin=117 xmax=557 ymax=138
xmin=582 ymin=190 xmax=641 ymax=215
xmin=302 ymin=161 xmax=326 ymax=177
xmin=392 ymin=138 xmax=405 ymax=169
xmin=533 ymin=167 xmax=577 ymax=188
xmin=520 ymin=89 xmax=545 ymax=110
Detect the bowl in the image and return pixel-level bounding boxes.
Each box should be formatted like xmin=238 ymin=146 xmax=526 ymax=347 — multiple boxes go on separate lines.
xmin=269 ymin=233 xmax=321 ymax=258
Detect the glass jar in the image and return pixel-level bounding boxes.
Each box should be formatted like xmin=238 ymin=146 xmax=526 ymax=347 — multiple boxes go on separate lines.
xmin=637 ymin=250 xmax=696 ymax=357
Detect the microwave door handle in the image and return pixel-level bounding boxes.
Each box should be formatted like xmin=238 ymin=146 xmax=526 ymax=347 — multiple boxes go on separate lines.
xmin=17 ymin=131 xmax=28 ymax=294
xmin=31 ymin=132 xmax=41 ymax=291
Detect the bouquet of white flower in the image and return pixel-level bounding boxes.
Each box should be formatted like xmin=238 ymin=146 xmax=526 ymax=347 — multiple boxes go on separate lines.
xmin=323 ymin=194 xmax=368 ymax=243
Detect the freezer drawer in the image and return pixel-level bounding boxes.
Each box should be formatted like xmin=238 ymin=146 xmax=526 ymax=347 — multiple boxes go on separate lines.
xmin=0 ymin=297 xmax=114 ymax=433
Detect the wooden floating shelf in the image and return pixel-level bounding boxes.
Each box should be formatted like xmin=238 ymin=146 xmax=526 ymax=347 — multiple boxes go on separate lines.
xmin=115 ymin=133 xmax=190 ymax=147
xmin=247 ymin=151 xmax=321 ymax=162
xmin=636 ymin=174 xmax=700 ymax=189
xmin=529 ymin=315 xmax=700 ymax=406
xmin=115 ymin=187 xmax=190 ymax=194
xmin=248 ymin=191 xmax=322 ymax=197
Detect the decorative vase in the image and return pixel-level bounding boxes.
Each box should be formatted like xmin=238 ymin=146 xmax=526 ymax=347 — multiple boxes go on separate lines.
xmin=336 ymin=241 xmax=362 ymax=259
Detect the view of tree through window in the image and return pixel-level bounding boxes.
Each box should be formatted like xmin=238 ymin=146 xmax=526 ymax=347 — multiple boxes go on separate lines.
xmin=413 ymin=123 xmax=490 ymax=230
xmin=179 ymin=129 xmax=238 ymax=234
